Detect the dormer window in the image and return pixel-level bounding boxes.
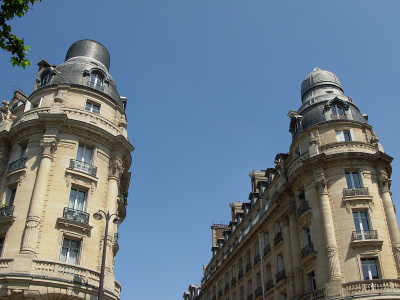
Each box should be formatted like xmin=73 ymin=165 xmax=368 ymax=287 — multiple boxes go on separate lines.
xmin=85 ymin=69 xmax=106 ymax=92
xmin=37 ymin=68 xmax=57 ymax=90
xmin=90 ymin=73 xmax=103 ymax=89
xmin=331 ymin=105 xmax=345 ymax=119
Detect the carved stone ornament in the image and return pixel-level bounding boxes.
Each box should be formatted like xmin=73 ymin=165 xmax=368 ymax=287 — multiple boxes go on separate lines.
xmin=310 ymin=132 xmax=318 ymax=145
xmin=370 ymin=131 xmax=379 ymax=144
xmin=378 ymin=174 xmax=391 ymax=193
xmin=0 ymin=100 xmax=12 ymax=122
xmin=314 ymin=177 xmax=328 ymax=195
xmin=108 ymin=160 xmax=124 ymax=179
xmin=7 ymin=289 xmax=27 ymax=300
xmin=40 ymin=140 xmax=57 ymax=159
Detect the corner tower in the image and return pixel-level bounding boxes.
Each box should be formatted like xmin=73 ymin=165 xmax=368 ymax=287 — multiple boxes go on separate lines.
xmin=0 ymin=40 xmax=133 ymax=299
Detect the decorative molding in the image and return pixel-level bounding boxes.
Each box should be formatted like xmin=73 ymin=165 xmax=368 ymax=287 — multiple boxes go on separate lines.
xmin=65 ymin=169 xmax=97 ymax=194
xmin=40 ymin=140 xmax=57 ymax=159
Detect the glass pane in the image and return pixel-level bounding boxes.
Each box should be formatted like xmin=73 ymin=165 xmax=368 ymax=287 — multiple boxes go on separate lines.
xmin=76 ymin=145 xmax=84 ymax=160
xmin=70 ymin=240 xmax=79 ymax=249
xmin=85 ymin=102 xmax=91 ymax=111
xmin=93 ymin=104 xmax=100 ymax=114
xmin=353 ymin=212 xmax=361 ymax=231
xmin=352 ymin=172 xmax=361 ymax=188
xmin=76 ymin=191 xmax=85 ymax=211
xmin=69 ymin=189 xmax=77 ymax=208
xmin=345 ymin=173 xmax=353 ymax=188
xmin=344 ymin=131 xmax=351 ymax=141
xmin=60 ymin=247 xmax=67 ymax=262
xmin=68 ymin=249 xmax=78 ymax=264
xmin=83 ymin=147 xmax=92 ymax=162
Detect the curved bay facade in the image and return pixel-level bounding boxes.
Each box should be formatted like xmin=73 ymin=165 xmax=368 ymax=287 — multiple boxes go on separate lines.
xmin=191 ymin=68 xmax=400 ymax=300
xmin=0 ymin=40 xmax=133 ymax=299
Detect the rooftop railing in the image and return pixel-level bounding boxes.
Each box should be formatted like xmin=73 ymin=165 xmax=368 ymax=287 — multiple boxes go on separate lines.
xmin=8 ymin=158 xmax=27 ymax=173
xmin=63 ymin=207 xmax=89 ymax=224
xmin=69 ymin=159 xmax=97 ymax=176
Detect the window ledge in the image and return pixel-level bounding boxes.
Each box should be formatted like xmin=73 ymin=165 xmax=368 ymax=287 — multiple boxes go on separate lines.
xmin=65 ymin=168 xmax=98 ymax=182
xmin=350 ymin=239 xmax=383 ymax=248
xmin=5 ymin=167 xmax=26 ymax=178
xmin=57 ymin=217 xmax=93 ymax=233
xmin=343 ymin=195 xmax=373 ymax=201
xmin=0 ymin=215 xmax=16 ymax=229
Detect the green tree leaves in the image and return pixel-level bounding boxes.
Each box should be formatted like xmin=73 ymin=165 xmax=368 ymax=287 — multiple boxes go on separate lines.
xmin=0 ymin=0 xmax=41 ymax=68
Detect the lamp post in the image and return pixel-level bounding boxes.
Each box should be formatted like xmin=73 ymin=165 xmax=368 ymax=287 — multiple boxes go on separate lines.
xmin=93 ymin=210 xmax=122 ymax=300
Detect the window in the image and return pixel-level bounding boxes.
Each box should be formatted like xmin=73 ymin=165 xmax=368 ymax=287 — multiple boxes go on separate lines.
xmin=353 ymin=211 xmax=370 ymax=232
xmin=0 ymin=237 xmax=4 ymax=256
xmin=76 ymin=144 xmax=93 ymax=163
xmin=277 ymin=255 xmax=284 ymax=272
xmin=274 ymin=222 xmax=281 ymax=236
xmin=361 ymin=258 xmax=379 ymax=280
xmin=254 ymin=242 xmax=259 ymax=256
xmin=264 ymin=232 xmax=269 ymax=246
xmin=294 ymin=145 xmax=301 ymax=158
xmin=85 ymin=101 xmax=100 ymax=114
xmin=302 ymin=227 xmax=312 ymax=247
xmin=233 ymin=293 xmax=236 ymax=300
xmin=247 ymin=280 xmax=252 ymax=296
xmin=7 ymin=188 xmax=16 ymax=206
xmin=297 ymin=190 xmax=306 ymax=206
xmin=280 ymin=293 xmax=287 ymax=300
xmin=90 ymin=73 xmax=103 ymax=88
xmin=60 ymin=238 xmax=80 ymax=265
xmin=239 ymin=259 xmax=243 ymax=271
xmin=345 ymin=171 xmax=361 ymax=188
xmin=331 ymin=105 xmax=344 ymax=116
xmin=336 ymin=130 xmax=353 ymax=142
xmin=294 ymin=120 xmax=301 ymax=133
xmin=232 ymin=266 xmax=236 ymax=278
xmin=239 ymin=287 xmax=244 ymax=300
xmin=308 ymin=271 xmax=316 ymax=291
xmin=69 ymin=188 xmax=86 ymax=212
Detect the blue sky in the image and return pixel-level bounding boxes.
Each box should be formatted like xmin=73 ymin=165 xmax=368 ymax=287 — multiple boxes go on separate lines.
xmin=1 ymin=1 xmax=399 ymax=299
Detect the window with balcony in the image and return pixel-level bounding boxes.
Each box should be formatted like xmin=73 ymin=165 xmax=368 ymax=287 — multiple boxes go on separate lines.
xmin=8 ymin=144 xmax=27 ymax=173
xmin=254 ymin=242 xmax=260 ymax=264
xmin=346 ymin=171 xmax=361 ymax=189
xmin=64 ymin=188 xmax=89 ymax=224
xmin=274 ymin=222 xmax=283 ymax=246
xmin=301 ymin=227 xmax=314 ymax=259
xmin=276 ymin=255 xmax=286 ymax=283
xmin=352 ymin=210 xmax=376 ymax=241
xmin=7 ymin=188 xmax=16 ymax=207
xmin=336 ymin=129 xmax=353 ymax=142
xmin=85 ymin=101 xmax=100 ymax=114
xmin=60 ymin=238 xmax=80 ymax=265
xmin=361 ymin=258 xmax=380 ymax=280
xmin=247 ymin=280 xmax=252 ymax=300
xmin=70 ymin=144 xmax=97 ymax=176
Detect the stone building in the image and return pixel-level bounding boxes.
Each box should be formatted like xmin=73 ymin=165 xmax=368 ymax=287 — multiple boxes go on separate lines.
xmin=196 ymin=68 xmax=400 ymax=300
xmin=0 ymin=40 xmax=133 ymax=299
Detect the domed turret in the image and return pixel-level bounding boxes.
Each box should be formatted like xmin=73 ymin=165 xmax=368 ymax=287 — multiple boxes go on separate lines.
xmin=65 ymin=39 xmax=110 ymax=70
xmin=301 ymin=67 xmax=343 ymax=101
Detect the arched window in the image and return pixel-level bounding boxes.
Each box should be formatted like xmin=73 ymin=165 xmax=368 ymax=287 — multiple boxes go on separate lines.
xmin=85 ymin=70 xmax=106 ymax=92
xmin=331 ymin=105 xmax=345 ymax=119
xmin=90 ymin=73 xmax=103 ymax=88
xmin=37 ymin=69 xmax=54 ymax=89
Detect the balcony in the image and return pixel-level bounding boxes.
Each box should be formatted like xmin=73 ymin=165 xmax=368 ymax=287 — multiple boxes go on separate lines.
xmin=63 ymin=207 xmax=89 ymax=224
xmin=218 ymin=290 xmax=223 ymax=298
xmin=0 ymin=205 xmax=14 ymax=218
xmin=225 ymin=283 xmax=230 ymax=292
xmin=274 ymin=232 xmax=283 ymax=247
xmin=238 ymin=269 xmax=244 ymax=280
xmin=265 ymin=279 xmax=273 ymax=292
xmin=247 ymin=294 xmax=253 ymax=300
xmin=246 ymin=262 xmax=252 ymax=273
xmin=8 ymin=158 xmax=27 ymax=173
xmin=69 ymin=159 xmax=97 ymax=176
xmin=352 ymin=230 xmax=378 ymax=241
xmin=343 ymin=187 xmax=369 ymax=197
xmin=330 ymin=113 xmax=347 ymax=120
xmin=343 ymin=279 xmax=400 ymax=297
xmin=231 ymin=277 xmax=237 ymax=286
xmin=263 ymin=244 xmax=271 ymax=256
xmin=254 ymin=253 xmax=260 ymax=265
xmin=301 ymin=243 xmax=315 ymax=259
xmin=276 ymin=269 xmax=286 ymax=283
xmin=298 ymin=288 xmax=325 ymax=300
xmin=85 ymin=80 xmax=105 ymax=92
xmin=255 ymin=287 xmax=263 ymax=298
xmin=297 ymin=201 xmax=310 ymax=218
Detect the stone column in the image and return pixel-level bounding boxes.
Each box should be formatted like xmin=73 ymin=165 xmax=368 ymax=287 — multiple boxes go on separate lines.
xmin=288 ymin=206 xmax=304 ymax=297
xmin=314 ymin=170 xmax=342 ymax=297
xmin=21 ymin=139 xmax=57 ymax=255
xmin=281 ymin=215 xmax=295 ymax=299
xmin=378 ymin=172 xmax=400 ymax=276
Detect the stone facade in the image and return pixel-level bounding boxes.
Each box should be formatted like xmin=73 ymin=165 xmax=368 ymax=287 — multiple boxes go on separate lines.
xmin=192 ymin=68 xmax=400 ymax=300
xmin=0 ymin=40 xmax=133 ymax=299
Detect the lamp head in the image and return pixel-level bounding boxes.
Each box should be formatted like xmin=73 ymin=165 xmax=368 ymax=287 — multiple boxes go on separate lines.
xmin=93 ymin=212 xmax=103 ymax=220
xmin=113 ymin=217 xmax=122 ymax=225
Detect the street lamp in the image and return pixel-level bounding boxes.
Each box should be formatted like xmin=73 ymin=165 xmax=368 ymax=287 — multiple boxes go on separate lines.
xmin=93 ymin=210 xmax=122 ymax=300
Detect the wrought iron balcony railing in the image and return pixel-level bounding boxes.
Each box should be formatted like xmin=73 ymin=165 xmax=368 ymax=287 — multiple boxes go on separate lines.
xmin=212 ymin=296 xmax=216 ymax=300
xmin=69 ymin=159 xmax=97 ymax=176
xmin=263 ymin=244 xmax=271 ymax=256
xmin=255 ymin=287 xmax=263 ymax=298
xmin=225 ymin=283 xmax=230 ymax=292
xmin=343 ymin=187 xmax=369 ymax=197
xmin=218 ymin=290 xmax=222 ymax=298
xmin=297 ymin=201 xmax=310 ymax=217
xmin=0 ymin=205 xmax=14 ymax=218
xmin=254 ymin=253 xmax=260 ymax=265
xmin=301 ymin=243 xmax=315 ymax=259
xmin=238 ymin=269 xmax=244 ymax=280
xmin=85 ymin=80 xmax=105 ymax=92
xmin=274 ymin=232 xmax=283 ymax=247
xmin=63 ymin=207 xmax=89 ymax=224
xmin=246 ymin=262 xmax=252 ymax=273
xmin=276 ymin=269 xmax=286 ymax=283
xmin=265 ymin=279 xmax=274 ymax=292
xmin=247 ymin=294 xmax=253 ymax=300
xmin=8 ymin=158 xmax=27 ymax=173
xmin=352 ymin=230 xmax=378 ymax=241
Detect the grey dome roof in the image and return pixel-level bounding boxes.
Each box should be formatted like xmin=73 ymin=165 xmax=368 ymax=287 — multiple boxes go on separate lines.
xmin=65 ymin=40 xmax=110 ymax=70
xmin=301 ymin=67 xmax=342 ymax=98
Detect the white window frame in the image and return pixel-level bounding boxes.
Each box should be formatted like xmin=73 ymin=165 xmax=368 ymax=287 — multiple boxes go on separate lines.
xmin=76 ymin=144 xmax=93 ymax=163
xmin=336 ymin=129 xmax=354 ymax=142
xmin=85 ymin=101 xmax=100 ymax=114
xmin=331 ymin=105 xmax=344 ymax=116
xmin=361 ymin=258 xmax=380 ymax=280
xmin=60 ymin=237 xmax=80 ymax=265
xmin=68 ymin=188 xmax=87 ymax=212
